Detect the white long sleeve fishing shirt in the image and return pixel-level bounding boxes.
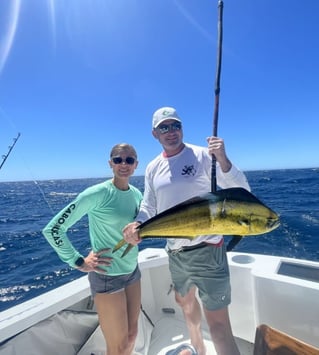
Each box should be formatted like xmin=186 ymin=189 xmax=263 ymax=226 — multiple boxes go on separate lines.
xmin=136 ymin=143 xmax=250 ymax=250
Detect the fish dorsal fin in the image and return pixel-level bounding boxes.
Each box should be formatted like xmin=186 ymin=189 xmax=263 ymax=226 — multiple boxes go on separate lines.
xmin=214 ymin=187 xmax=267 ymax=206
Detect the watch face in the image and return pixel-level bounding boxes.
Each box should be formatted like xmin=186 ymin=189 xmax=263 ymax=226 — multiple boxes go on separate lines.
xmin=75 ymin=257 xmax=84 ymax=267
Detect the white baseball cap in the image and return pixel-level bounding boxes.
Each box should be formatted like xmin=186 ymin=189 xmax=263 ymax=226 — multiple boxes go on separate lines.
xmin=152 ymin=107 xmax=182 ymax=128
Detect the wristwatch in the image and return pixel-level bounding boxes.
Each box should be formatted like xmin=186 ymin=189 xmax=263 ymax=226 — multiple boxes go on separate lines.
xmin=75 ymin=257 xmax=85 ymax=267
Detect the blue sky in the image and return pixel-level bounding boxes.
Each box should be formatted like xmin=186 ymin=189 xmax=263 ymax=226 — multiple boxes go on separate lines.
xmin=0 ymin=0 xmax=318 ymax=182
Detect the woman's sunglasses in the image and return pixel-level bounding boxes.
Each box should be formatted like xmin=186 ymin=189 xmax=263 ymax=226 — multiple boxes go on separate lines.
xmin=112 ymin=157 xmax=136 ymax=165
xmin=156 ymin=122 xmax=182 ymax=134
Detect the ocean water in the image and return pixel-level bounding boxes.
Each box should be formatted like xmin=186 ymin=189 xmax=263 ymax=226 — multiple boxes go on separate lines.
xmin=0 ymin=168 xmax=318 ymax=312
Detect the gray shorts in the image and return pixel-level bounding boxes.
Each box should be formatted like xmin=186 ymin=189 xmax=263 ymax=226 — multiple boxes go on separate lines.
xmin=88 ymin=266 xmax=141 ymax=298
xmin=168 ymin=244 xmax=230 ymax=311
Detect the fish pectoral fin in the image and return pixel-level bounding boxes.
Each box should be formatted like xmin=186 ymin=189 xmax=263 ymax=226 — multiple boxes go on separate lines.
xmin=112 ymin=239 xmax=127 ymax=253
xmin=238 ymin=219 xmax=250 ymax=226
xmin=121 ymin=244 xmax=134 ymax=258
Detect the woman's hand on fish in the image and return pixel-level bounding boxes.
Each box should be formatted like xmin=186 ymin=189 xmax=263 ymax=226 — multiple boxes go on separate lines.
xmin=78 ymin=248 xmax=112 ymax=273
xmin=122 ymin=222 xmax=142 ymax=245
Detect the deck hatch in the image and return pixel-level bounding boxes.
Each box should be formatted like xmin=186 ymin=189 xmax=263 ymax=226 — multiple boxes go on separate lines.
xmin=278 ymin=262 xmax=319 ymax=283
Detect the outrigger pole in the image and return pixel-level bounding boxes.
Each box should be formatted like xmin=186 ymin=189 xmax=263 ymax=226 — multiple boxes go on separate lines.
xmin=211 ymin=0 xmax=223 ymax=193
xmin=0 ymin=132 xmax=21 ymax=171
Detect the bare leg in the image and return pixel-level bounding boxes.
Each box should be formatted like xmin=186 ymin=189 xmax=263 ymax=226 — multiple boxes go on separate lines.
xmin=94 ymin=280 xmax=141 ymax=355
xmin=203 ymin=306 xmax=240 ymax=355
xmin=174 ymin=287 xmax=206 ymax=355
xmin=125 ymin=281 xmax=142 ymax=354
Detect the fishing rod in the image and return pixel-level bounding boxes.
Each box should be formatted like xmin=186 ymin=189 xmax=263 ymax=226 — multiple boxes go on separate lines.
xmin=211 ymin=1 xmax=243 ymax=251
xmin=1 ymin=125 xmax=55 ymax=214
xmin=0 ymin=132 xmax=21 ymax=171
xmin=211 ymin=0 xmax=223 ymax=193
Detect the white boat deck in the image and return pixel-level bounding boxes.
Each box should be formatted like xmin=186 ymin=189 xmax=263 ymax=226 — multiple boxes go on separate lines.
xmin=77 ymin=315 xmax=254 ymax=355
xmin=1 ymin=248 xmax=319 ymax=354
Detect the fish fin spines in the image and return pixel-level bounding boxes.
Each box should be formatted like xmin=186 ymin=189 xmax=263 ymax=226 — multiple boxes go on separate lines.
xmin=112 ymin=239 xmax=127 ymax=253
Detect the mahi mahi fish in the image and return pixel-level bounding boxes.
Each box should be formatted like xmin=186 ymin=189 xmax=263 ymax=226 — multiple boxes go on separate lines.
xmin=113 ymin=187 xmax=280 ymax=257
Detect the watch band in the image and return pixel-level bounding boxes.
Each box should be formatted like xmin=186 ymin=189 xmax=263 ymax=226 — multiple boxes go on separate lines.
xmin=75 ymin=256 xmax=85 ymax=267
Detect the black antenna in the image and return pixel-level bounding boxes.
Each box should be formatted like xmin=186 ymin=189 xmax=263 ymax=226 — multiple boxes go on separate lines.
xmin=0 ymin=132 xmax=21 ymax=170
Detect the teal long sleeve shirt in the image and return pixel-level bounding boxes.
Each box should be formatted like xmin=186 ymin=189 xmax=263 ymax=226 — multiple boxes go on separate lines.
xmin=42 ymin=180 xmax=143 ymax=275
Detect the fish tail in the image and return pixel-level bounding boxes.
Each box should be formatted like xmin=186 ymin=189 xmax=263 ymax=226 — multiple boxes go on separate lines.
xmin=121 ymin=244 xmax=134 ymax=258
xmin=112 ymin=239 xmax=127 ymax=253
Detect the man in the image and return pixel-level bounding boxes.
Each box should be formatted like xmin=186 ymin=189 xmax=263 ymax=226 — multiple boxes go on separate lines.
xmin=123 ymin=107 xmax=250 ymax=355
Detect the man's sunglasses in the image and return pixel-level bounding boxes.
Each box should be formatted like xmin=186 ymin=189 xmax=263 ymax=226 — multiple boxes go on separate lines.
xmin=112 ymin=157 xmax=136 ymax=165
xmin=156 ymin=122 xmax=182 ymax=134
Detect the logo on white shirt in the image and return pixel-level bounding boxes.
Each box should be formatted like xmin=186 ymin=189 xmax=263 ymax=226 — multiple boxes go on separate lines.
xmin=181 ymin=165 xmax=196 ymax=176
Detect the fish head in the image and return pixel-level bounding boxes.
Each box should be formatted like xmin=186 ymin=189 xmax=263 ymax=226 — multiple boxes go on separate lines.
xmin=229 ymin=201 xmax=280 ymax=235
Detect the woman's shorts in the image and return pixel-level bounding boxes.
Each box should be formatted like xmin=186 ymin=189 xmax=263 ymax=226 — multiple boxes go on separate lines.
xmin=168 ymin=244 xmax=230 ymax=311
xmin=88 ymin=266 xmax=141 ymax=298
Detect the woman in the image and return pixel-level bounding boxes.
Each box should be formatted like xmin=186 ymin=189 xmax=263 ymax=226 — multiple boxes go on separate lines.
xmin=43 ymin=143 xmax=142 ymax=355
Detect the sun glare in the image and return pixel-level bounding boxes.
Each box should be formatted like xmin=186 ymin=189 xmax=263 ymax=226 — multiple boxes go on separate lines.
xmin=0 ymin=0 xmax=21 ymax=75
